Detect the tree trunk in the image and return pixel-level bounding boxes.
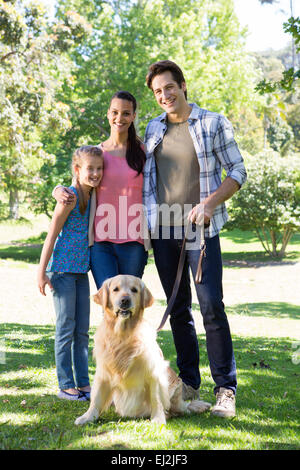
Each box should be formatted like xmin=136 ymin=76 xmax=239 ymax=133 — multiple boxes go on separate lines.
xmin=278 ymin=228 xmax=294 ymax=258
xmin=9 ymin=189 xmax=19 ymax=219
xmin=270 ymin=230 xmax=277 ymax=257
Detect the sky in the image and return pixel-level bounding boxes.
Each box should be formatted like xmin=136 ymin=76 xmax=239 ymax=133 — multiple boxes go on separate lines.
xmin=233 ymin=0 xmax=300 ymax=51
xmin=42 ymin=0 xmax=299 ymax=52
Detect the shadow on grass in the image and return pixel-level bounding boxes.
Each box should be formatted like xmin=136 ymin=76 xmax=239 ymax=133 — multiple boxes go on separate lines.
xmin=220 ymin=229 xmax=300 ymax=265
xmin=1 ymin=228 xmax=299 ymax=265
xmin=0 ymin=323 xmax=299 ymax=450
xmin=0 ymin=324 xmax=96 ymax=390
xmin=0 ymin=232 xmax=46 ymax=264
xmin=222 ymin=251 xmax=300 ymax=265
xmin=0 ymin=244 xmax=42 ymax=264
xmin=221 ymin=228 xmax=300 ymax=246
xmin=2 ymin=244 xmax=299 ymax=266
xmin=226 ymin=302 xmax=300 ymax=320
xmin=0 ymin=234 xmax=156 ymax=266
xmin=155 ymin=299 xmax=300 ymax=320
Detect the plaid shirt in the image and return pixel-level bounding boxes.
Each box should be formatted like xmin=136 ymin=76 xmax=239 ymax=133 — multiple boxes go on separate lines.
xmin=143 ymin=103 xmax=247 ymax=238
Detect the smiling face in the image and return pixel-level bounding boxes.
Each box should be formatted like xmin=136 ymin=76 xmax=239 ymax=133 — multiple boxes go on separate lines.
xmin=151 ymin=70 xmax=187 ymax=117
xmin=107 ymin=98 xmax=136 ymax=135
xmin=75 ymin=154 xmax=104 ymax=190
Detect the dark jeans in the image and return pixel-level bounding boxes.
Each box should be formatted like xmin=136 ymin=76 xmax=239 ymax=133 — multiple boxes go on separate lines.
xmin=151 ymin=226 xmax=237 ymax=394
xmin=90 ymin=241 xmax=148 ymax=289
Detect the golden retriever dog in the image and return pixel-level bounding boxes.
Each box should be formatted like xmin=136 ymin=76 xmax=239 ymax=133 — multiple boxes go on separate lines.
xmin=75 ymin=275 xmax=211 ymax=426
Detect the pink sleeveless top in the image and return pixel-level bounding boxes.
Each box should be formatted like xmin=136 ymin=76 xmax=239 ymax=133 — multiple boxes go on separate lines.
xmin=94 ymin=151 xmax=144 ymax=245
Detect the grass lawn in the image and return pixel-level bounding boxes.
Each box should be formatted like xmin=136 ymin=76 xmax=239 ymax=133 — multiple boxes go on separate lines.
xmin=0 ymin=213 xmax=299 ymax=450
xmin=0 ymin=323 xmax=300 ymax=450
xmin=0 ymin=324 xmax=299 ymax=450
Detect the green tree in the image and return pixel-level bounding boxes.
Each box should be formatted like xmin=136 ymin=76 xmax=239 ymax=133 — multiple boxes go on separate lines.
xmin=252 ymin=2 xmax=299 ymax=155
xmin=56 ymin=0 xmax=260 ymax=139
xmin=0 ymin=0 xmax=91 ymax=218
xmin=256 ymin=0 xmax=299 ymax=93
xmin=287 ymin=102 xmax=300 ymax=151
xmin=267 ymin=116 xmax=294 ymax=156
xmin=228 ymin=151 xmax=300 ymax=258
xmin=2 ymin=0 xmax=264 ymax=217
xmin=30 ymin=0 xmax=260 ymax=216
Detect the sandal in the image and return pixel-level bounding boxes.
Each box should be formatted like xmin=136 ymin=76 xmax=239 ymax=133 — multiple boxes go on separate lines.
xmin=57 ymin=390 xmax=88 ymax=401
xmin=78 ymin=390 xmax=90 ymax=401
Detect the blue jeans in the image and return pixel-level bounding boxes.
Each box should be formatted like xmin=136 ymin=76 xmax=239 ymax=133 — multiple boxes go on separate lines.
xmin=151 ymin=226 xmax=237 ymax=395
xmin=90 ymin=241 xmax=148 ymax=289
xmin=48 ymin=272 xmax=90 ymax=390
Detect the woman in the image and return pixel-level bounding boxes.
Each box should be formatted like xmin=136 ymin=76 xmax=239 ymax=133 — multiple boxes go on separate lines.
xmin=90 ymin=91 xmax=147 ymax=288
xmin=53 ymin=91 xmax=147 ymax=289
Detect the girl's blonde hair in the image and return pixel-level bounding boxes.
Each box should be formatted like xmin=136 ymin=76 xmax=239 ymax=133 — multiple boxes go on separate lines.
xmin=72 ymin=145 xmax=103 ymax=214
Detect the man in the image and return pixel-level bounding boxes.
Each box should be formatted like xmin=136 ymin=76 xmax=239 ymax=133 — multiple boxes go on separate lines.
xmin=143 ymin=60 xmax=247 ymax=417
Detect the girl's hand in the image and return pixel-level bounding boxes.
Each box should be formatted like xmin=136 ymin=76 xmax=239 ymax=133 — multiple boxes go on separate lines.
xmin=37 ymin=272 xmax=53 ymax=296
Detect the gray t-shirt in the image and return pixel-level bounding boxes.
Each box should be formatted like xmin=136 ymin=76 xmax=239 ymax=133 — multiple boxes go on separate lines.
xmin=155 ymin=120 xmax=200 ymax=225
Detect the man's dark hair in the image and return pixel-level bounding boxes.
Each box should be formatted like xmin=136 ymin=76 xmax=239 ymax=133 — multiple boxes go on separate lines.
xmin=146 ymin=60 xmax=187 ymax=99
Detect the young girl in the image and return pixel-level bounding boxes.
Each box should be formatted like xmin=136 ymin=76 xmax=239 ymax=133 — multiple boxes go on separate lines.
xmin=37 ymin=145 xmax=104 ymax=401
xmin=53 ymin=91 xmax=148 ymax=290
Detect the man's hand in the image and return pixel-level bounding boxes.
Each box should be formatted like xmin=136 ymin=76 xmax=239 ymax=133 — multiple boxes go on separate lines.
xmin=188 ymin=202 xmax=212 ymax=227
xmin=54 ymin=186 xmax=76 ymax=205
xmin=188 ymin=177 xmax=240 ymax=227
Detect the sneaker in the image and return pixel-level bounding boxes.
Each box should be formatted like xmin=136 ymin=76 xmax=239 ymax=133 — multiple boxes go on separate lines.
xmin=182 ymin=382 xmax=200 ymax=401
xmin=211 ymin=387 xmax=236 ymax=417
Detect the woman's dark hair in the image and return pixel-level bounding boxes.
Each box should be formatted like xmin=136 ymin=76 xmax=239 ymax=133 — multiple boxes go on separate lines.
xmin=146 ymin=60 xmax=187 ymax=99
xmin=110 ymin=91 xmax=145 ymax=175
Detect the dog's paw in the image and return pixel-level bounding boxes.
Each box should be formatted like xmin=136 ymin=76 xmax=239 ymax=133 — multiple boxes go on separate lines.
xmin=151 ymin=414 xmax=167 ymax=425
xmin=75 ymin=414 xmax=90 ymax=426
xmin=74 ymin=409 xmax=99 ymax=425
xmin=187 ymin=400 xmax=211 ymax=414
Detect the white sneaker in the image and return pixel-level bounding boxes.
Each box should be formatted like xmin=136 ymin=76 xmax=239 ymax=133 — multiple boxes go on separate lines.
xmin=211 ymin=387 xmax=236 ymax=417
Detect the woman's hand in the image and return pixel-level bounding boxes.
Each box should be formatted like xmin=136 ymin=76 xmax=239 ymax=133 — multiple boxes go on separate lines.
xmin=54 ymin=186 xmax=76 ymax=205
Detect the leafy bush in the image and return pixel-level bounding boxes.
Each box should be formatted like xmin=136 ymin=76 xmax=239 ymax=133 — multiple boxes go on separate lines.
xmin=227 ymin=151 xmax=300 ymax=258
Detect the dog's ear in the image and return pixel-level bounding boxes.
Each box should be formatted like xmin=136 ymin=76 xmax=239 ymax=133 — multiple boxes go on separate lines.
xmin=93 ymin=289 xmax=103 ymax=306
xmin=142 ymin=284 xmax=154 ymax=308
xmin=93 ymin=279 xmax=111 ymax=308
